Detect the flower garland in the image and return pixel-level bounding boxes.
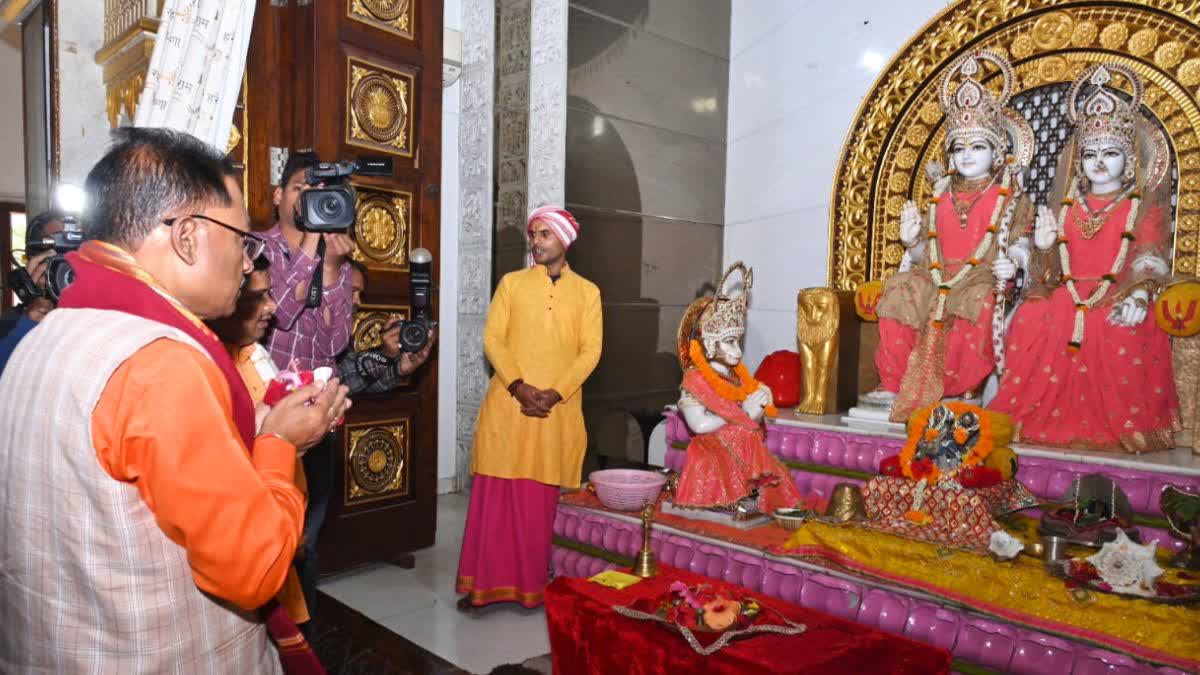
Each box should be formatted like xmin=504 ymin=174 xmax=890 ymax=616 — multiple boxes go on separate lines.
xmin=897 ymin=402 xmax=996 ymax=485
xmin=925 ymin=158 xmax=1018 ymax=329
xmin=689 ymin=339 xmax=778 ymax=417
xmin=1054 ymin=184 xmax=1140 ymax=351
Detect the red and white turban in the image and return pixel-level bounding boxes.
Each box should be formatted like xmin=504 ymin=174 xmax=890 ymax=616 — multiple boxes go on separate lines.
xmin=526 ymin=205 xmax=580 ymax=267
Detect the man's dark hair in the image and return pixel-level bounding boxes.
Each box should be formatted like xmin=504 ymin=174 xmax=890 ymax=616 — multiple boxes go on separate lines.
xmin=280 ymin=151 xmax=319 ymax=187
xmin=25 ymin=209 xmax=66 ymax=243
xmin=83 ymin=127 xmax=238 ymax=246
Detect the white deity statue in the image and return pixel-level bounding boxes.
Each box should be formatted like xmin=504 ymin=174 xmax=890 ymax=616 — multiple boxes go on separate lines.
xmin=989 ymin=64 xmax=1178 ymax=453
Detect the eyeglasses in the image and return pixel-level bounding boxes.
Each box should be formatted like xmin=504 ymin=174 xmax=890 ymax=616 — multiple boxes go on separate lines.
xmin=162 ymin=214 xmax=267 ymax=261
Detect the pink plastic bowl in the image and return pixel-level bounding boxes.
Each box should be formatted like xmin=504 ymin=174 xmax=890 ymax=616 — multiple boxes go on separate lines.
xmin=589 ymin=469 xmax=666 ymax=511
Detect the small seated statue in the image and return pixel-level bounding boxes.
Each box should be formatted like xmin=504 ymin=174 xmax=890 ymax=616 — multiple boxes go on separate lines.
xmin=672 ymin=263 xmax=803 ymax=515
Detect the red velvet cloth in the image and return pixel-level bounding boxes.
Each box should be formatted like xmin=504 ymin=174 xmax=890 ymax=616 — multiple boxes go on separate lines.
xmin=545 ymin=565 xmax=951 ymax=675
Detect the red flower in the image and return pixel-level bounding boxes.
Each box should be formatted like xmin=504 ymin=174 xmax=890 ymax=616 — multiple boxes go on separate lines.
xmin=910 ymin=458 xmax=935 ymax=480
xmin=263 ymin=369 xmax=316 ymax=406
xmin=880 ymin=455 xmax=904 ymax=477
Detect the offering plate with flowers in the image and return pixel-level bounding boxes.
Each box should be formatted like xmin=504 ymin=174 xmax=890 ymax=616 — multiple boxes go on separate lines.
xmin=613 ymin=581 xmax=805 ymax=655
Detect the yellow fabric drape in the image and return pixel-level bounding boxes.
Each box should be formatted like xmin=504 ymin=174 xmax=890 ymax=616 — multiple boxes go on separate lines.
xmin=471 ymin=264 xmax=603 ymax=488
xmin=782 ymin=518 xmax=1200 ymax=670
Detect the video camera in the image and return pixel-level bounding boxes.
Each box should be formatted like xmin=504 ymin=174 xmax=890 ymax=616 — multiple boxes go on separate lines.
xmin=297 ymin=157 xmax=393 ymax=233
xmin=12 ymin=216 xmax=83 ymax=304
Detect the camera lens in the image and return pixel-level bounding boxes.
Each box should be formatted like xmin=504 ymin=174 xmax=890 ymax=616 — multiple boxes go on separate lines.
xmin=400 ymin=322 xmax=428 ymax=352
xmin=317 ymin=194 xmax=345 ymax=220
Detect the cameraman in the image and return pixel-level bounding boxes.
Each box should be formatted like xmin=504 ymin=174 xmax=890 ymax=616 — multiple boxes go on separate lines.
xmin=260 ymin=152 xmax=355 ymax=620
xmin=337 ymin=260 xmax=436 ymax=395
xmin=0 ymin=211 xmax=67 ymax=373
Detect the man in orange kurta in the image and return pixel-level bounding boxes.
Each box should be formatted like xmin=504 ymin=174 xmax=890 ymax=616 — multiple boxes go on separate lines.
xmin=456 ymin=206 xmax=602 ymax=609
xmin=0 ymin=128 xmax=349 ymax=673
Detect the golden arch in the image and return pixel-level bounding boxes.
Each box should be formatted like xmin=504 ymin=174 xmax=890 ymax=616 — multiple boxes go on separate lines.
xmin=828 ymin=1 xmax=1200 ymax=291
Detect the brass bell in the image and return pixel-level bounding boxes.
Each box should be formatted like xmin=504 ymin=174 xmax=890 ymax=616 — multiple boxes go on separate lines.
xmin=825 ymin=483 xmax=867 ymax=522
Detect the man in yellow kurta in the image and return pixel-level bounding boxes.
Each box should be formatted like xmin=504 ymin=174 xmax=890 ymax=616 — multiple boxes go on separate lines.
xmin=456 ymin=206 xmax=602 ymax=610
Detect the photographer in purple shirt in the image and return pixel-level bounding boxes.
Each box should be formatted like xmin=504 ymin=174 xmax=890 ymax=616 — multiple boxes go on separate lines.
xmin=258 ymin=152 xmax=355 ymax=626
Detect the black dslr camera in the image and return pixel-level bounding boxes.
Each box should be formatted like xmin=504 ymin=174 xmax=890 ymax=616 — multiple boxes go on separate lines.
xmin=12 ymin=217 xmax=83 ymax=304
xmin=297 ymin=157 xmax=393 ymax=232
xmin=396 ymin=247 xmax=436 ymax=352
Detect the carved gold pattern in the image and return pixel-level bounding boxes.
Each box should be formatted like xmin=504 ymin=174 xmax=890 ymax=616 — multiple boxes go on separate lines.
xmin=1155 ymin=41 xmax=1186 ymax=69
xmin=1072 ymin=20 xmax=1099 ymax=47
xmin=345 ymin=419 xmax=410 ymax=504
xmin=1033 ymin=12 xmax=1073 ymax=50
xmin=347 ymin=59 xmax=415 ymax=157
xmin=1180 ymin=58 xmax=1200 ymax=86
xmin=104 ymin=70 xmax=146 ymax=129
xmin=348 ymin=0 xmax=415 ymax=40
xmin=828 ymin=1 xmax=1200 ymax=291
xmin=352 ymin=185 xmax=413 ymax=270
xmin=1099 ymin=22 xmax=1129 ymax=50
xmin=353 ymin=304 xmax=412 ymax=353
xmin=1129 ymin=28 xmax=1158 ymax=56
xmin=1011 ymin=34 xmax=1035 ymax=60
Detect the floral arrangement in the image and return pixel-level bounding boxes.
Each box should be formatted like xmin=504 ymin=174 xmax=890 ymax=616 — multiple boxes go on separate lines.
xmin=613 ymin=581 xmax=806 ymax=655
xmin=688 ymin=340 xmax=778 ymax=418
xmin=263 ymin=364 xmax=332 ymax=406
xmin=659 ymin=582 xmax=760 ymax=633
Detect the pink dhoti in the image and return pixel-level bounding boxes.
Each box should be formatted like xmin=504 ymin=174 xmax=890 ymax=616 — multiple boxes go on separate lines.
xmin=456 ymin=475 xmax=560 ymax=608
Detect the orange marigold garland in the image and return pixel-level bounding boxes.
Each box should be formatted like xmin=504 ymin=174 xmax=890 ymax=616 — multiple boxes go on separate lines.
xmin=689 ymin=339 xmax=778 ymax=418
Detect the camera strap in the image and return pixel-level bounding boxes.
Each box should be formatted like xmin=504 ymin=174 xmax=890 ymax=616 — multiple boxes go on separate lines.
xmin=304 ymin=236 xmax=326 ymax=308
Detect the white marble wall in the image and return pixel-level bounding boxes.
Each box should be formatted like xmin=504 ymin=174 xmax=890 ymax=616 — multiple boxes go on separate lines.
xmin=724 ymin=0 xmax=949 ymax=368
xmin=56 ymin=0 xmax=109 ymax=187
xmin=437 ymin=0 xmax=463 ymax=491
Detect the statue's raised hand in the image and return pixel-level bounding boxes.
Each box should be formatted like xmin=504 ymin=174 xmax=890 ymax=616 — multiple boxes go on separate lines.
xmin=1033 ymin=205 xmax=1057 ymax=251
xmin=899 ymin=200 xmax=923 ymax=247
xmin=1108 ymin=289 xmax=1150 ymax=327
xmin=990 ymin=257 xmax=1016 ymax=281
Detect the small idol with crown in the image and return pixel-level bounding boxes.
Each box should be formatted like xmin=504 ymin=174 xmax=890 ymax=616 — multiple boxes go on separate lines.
xmin=672 ymin=263 xmax=803 ymax=515
xmin=989 ymin=64 xmax=1179 ymax=453
xmin=861 ymin=50 xmax=1037 ymax=423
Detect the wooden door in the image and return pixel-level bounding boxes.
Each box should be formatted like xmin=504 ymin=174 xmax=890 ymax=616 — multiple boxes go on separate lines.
xmin=245 ymin=0 xmax=443 ymax=574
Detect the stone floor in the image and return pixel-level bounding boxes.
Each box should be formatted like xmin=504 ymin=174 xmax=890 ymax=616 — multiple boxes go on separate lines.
xmin=318 ymin=493 xmax=553 ymax=675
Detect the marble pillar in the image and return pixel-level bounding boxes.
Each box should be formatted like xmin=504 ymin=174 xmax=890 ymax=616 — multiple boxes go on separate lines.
xmin=526 ymin=0 xmax=567 ymax=208
xmin=455 ymin=0 xmax=495 ymax=491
